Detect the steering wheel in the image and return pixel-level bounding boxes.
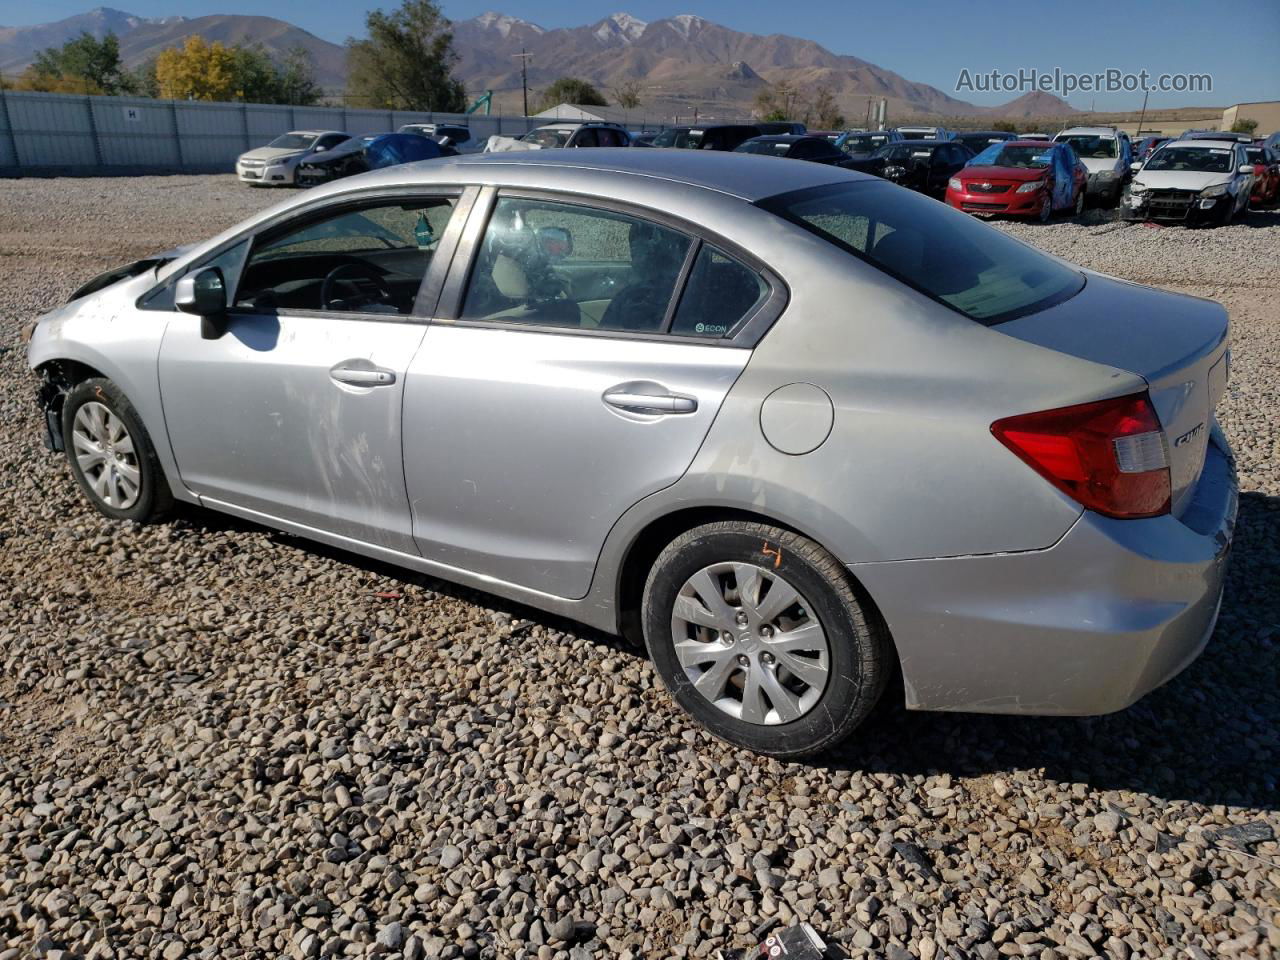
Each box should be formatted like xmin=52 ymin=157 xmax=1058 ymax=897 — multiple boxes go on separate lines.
xmin=320 ymin=262 xmax=393 ymax=311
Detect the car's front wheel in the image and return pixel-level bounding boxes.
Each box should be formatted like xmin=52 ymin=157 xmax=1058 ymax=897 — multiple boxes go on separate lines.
xmin=62 ymin=378 xmax=173 ymax=523
xmin=642 ymin=521 xmax=891 ymax=757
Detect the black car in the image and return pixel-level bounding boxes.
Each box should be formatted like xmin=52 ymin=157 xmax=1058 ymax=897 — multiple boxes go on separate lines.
xmin=650 ymin=124 xmax=762 ymax=151
xmin=845 ymin=141 xmax=974 ymax=197
xmin=733 ymin=135 xmax=852 ymax=167
xmin=296 ymin=133 xmax=452 ymax=187
xmin=955 ymin=130 xmax=1018 ymax=154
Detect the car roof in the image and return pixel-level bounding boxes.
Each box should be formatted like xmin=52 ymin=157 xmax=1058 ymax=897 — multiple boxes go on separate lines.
xmin=1057 ymin=127 xmax=1121 ymax=136
xmin=323 ymin=148 xmax=866 ymax=202
xmin=288 ymin=130 xmax=344 ymax=137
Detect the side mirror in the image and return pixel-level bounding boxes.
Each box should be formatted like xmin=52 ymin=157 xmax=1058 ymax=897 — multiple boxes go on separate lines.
xmin=314 ymin=145 xmax=327 ymax=153
xmin=537 ymin=226 xmax=573 ymax=259
xmin=175 ymin=267 xmax=228 ymax=340
xmin=1239 ymin=163 xmax=1255 ymax=175
xmin=1130 ymin=162 xmax=1142 ymax=172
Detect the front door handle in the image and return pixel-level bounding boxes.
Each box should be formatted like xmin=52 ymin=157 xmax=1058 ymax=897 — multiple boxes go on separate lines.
xmin=603 ymin=388 xmax=697 ymax=415
xmin=330 ymin=362 xmax=396 ymax=387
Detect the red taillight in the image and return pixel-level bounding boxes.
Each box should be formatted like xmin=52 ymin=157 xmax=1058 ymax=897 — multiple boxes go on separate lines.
xmin=991 ymin=392 xmax=1171 ymax=519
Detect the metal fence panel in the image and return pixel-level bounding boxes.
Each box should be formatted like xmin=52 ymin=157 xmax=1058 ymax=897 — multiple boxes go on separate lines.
xmin=0 ymin=90 xmax=667 ymax=175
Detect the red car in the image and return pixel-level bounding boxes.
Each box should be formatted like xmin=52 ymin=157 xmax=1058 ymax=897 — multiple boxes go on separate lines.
xmin=945 ymin=140 xmax=1088 ymax=222
xmin=1245 ymin=145 xmax=1280 ymax=206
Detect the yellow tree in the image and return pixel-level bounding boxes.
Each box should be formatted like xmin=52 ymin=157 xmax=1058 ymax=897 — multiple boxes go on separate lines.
xmin=155 ymin=35 xmax=236 ymax=101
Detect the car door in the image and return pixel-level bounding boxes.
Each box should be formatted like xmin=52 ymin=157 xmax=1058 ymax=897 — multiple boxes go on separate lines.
xmin=402 ymin=190 xmax=777 ymax=598
xmin=155 ymin=189 xmax=470 ymax=551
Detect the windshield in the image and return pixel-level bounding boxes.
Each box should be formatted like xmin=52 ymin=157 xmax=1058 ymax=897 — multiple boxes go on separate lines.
xmin=842 ymin=134 xmax=890 ymax=154
xmin=970 ymin=144 xmax=1053 ymax=168
xmin=736 ymin=140 xmax=792 ymax=157
xmin=760 ymin=181 xmax=1084 ymax=325
xmin=1244 ymin=148 xmax=1263 ymax=164
xmin=1057 ymin=135 xmax=1117 ymax=159
xmin=267 ymin=133 xmax=317 ymax=150
xmin=1144 ymin=146 xmax=1234 ymax=173
xmin=898 ymin=130 xmax=936 ymax=140
xmin=652 ymin=128 xmax=707 ymax=148
xmin=522 ymin=128 xmax=572 ymax=148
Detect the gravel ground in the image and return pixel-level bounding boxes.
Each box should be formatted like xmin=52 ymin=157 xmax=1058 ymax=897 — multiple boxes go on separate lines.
xmin=0 ymin=176 xmax=1277 ymax=960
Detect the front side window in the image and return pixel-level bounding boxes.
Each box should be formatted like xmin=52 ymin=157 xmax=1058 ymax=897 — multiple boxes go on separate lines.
xmin=234 ymin=197 xmax=458 ymax=315
xmin=461 ymin=197 xmax=694 ymax=333
xmin=761 ymin=181 xmax=1084 ymax=325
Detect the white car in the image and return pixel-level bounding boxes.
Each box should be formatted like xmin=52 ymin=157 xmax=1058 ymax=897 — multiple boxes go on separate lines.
xmin=1053 ymin=126 xmax=1134 ymax=206
xmin=235 ymin=130 xmax=351 ymax=186
xmin=484 ymin=123 xmax=631 ymax=153
xmin=1122 ymin=139 xmax=1255 ymax=226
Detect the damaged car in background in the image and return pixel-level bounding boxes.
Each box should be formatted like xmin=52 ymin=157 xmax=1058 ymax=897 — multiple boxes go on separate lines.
xmin=1123 ymin=139 xmax=1255 ymax=225
xmin=26 ymin=151 xmax=1236 ymax=758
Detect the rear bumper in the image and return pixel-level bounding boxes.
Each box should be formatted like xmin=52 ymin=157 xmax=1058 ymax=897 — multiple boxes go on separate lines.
xmin=854 ymin=427 xmax=1237 ymax=715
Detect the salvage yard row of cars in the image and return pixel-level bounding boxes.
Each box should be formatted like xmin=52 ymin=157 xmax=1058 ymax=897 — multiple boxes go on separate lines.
xmin=235 ymin=120 xmax=1280 ymax=227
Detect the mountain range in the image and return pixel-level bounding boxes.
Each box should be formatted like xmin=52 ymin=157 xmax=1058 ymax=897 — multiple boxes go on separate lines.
xmin=0 ymin=7 xmax=1079 ymax=122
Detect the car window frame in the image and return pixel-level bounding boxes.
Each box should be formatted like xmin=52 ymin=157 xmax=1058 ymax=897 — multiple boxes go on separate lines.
xmin=137 ymin=185 xmax=475 ymax=324
xmin=434 ymin=186 xmax=788 ymax=348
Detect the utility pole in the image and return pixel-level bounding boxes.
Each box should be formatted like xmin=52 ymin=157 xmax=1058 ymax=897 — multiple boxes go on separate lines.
xmin=512 ymin=48 xmax=532 ymax=116
xmin=1135 ymin=88 xmax=1150 ymax=137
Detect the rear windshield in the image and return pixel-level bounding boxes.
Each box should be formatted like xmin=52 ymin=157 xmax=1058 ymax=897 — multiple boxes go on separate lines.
xmin=736 ymin=140 xmax=793 ymax=157
xmin=841 ymin=133 xmax=891 ymax=153
xmin=760 ymin=181 xmax=1084 ymax=325
xmin=1056 ymin=135 xmax=1117 ymax=158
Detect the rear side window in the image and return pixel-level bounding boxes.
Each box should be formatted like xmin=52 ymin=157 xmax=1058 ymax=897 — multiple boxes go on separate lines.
xmin=761 ymin=181 xmax=1084 ymax=325
xmin=671 ymin=246 xmax=768 ymax=338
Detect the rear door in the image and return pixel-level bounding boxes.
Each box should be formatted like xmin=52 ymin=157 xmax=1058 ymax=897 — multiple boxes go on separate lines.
xmin=402 ymin=191 xmax=777 ymax=598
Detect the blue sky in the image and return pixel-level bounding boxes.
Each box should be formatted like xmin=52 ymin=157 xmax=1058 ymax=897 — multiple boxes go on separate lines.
xmin=2 ymin=0 xmax=1276 ymax=110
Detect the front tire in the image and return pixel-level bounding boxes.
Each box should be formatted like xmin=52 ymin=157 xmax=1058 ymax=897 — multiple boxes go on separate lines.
xmin=62 ymin=378 xmax=173 ymax=524
xmin=642 ymin=521 xmax=891 ymax=757
xmin=1073 ymin=187 xmax=1086 ymax=217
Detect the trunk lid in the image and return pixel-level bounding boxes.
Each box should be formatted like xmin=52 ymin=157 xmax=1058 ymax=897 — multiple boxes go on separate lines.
xmin=996 ymin=272 xmax=1228 ymax=515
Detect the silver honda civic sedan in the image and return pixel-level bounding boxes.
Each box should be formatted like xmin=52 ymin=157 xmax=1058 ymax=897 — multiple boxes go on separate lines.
xmin=26 ymin=150 xmax=1236 ymax=757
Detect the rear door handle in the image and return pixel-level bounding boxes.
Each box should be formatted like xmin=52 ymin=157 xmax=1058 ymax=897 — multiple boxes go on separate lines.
xmin=330 ymin=362 xmax=396 ymax=387
xmin=603 ymin=389 xmax=697 ymax=415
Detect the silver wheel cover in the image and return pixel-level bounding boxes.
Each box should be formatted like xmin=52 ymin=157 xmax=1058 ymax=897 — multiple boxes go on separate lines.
xmin=670 ymin=561 xmax=831 ymax=725
xmin=72 ymin=401 xmax=141 ymax=510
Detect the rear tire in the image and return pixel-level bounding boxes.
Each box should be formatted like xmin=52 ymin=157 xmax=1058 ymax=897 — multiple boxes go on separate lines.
xmin=62 ymin=378 xmax=173 ymax=524
xmin=642 ymin=521 xmax=891 ymax=757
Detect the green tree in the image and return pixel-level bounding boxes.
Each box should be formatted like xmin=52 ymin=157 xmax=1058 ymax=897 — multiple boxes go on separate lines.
xmin=124 ymin=58 xmax=159 ymax=98
xmin=991 ymin=119 xmax=1019 ymax=133
xmin=537 ymin=77 xmax=607 ymax=111
xmin=754 ymin=82 xmax=799 ymax=122
xmin=25 ymin=30 xmax=128 ymax=94
xmin=1231 ymin=118 xmax=1258 ymax=135
xmin=345 ymin=0 xmax=466 ymax=111
xmin=273 ymin=47 xmax=322 ymax=106
xmin=611 ymin=80 xmax=642 ymax=110
xmin=810 ymin=87 xmax=844 ymax=129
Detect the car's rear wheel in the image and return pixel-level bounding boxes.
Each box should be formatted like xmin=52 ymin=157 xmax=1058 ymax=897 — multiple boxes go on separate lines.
xmin=62 ymin=378 xmax=173 ymax=524
xmin=642 ymin=521 xmax=891 ymax=757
